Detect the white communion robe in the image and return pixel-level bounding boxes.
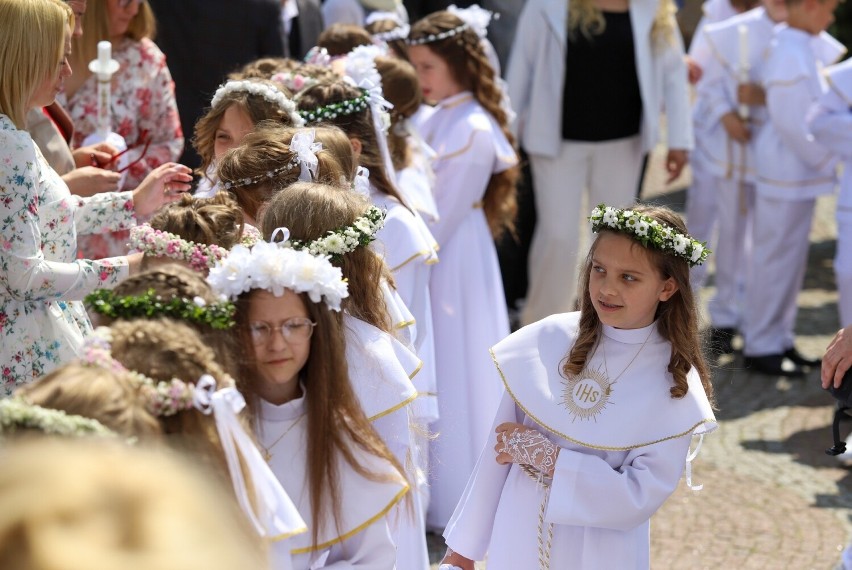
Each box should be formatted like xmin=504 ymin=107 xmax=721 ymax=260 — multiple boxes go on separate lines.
xmin=259 ymin=392 xmax=409 ymax=570
xmin=343 ymin=314 xmax=430 ymax=570
xmin=444 ymin=313 xmax=717 ymax=569
xmin=417 ymin=90 xmax=518 ymax=529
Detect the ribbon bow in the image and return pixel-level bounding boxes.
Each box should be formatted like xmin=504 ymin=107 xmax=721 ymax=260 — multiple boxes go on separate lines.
xmin=353 ymin=166 xmax=371 ymax=197
xmin=290 ymin=129 xmax=323 ymax=182
xmin=448 ymin=4 xmax=495 ymax=38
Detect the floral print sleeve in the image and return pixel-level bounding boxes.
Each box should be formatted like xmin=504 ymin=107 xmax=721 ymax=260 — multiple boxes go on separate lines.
xmin=74 ymin=191 xmax=136 ymax=235
xmin=0 ymin=116 xmax=129 ymax=303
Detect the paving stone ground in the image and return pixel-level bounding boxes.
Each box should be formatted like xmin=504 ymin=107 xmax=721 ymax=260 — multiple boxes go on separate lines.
xmin=426 ymin=152 xmax=852 ymax=568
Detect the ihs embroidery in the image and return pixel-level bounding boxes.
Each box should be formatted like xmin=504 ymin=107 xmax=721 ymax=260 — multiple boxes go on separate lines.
xmin=560 ymin=367 xmax=614 ymax=421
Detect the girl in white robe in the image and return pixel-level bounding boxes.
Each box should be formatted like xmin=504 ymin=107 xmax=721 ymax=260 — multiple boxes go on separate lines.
xmin=440 ymin=204 xmax=717 ymax=570
xmin=208 ymin=240 xmax=409 ymax=569
xmin=407 ymin=9 xmax=520 ymax=530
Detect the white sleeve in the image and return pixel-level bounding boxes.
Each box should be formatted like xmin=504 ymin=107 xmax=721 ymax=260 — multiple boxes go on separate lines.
xmin=321 ymin=517 xmax=396 ymax=569
xmin=766 ymin=77 xmax=835 ymax=168
xmin=808 ymin=82 xmax=852 ymax=160
xmin=545 ymin=435 xmax=692 ymax=531
xmin=662 ymin=25 xmax=695 ymax=150
xmin=443 ymin=390 xmax=521 ymax=560
xmin=505 ymin=1 xmax=539 ymax=140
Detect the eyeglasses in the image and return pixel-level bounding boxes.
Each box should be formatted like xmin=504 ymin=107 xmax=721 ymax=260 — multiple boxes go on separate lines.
xmin=249 ymin=318 xmax=316 ymax=345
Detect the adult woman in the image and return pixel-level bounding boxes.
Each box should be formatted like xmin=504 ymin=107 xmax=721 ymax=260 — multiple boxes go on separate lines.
xmin=61 ymin=0 xmax=183 ymax=257
xmin=0 ymin=0 xmax=191 ymax=393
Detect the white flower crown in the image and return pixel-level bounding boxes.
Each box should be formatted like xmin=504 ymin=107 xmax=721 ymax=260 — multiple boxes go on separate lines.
xmin=282 ymin=205 xmax=385 ymax=260
xmin=589 ymin=204 xmax=710 ymax=267
xmin=128 ymin=224 xmax=228 ymax=272
xmin=206 ymin=235 xmax=350 ymax=310
xmin=0 ymin=398 xmax=117 ymax=438
xmin=210 ymin=80 xmax=305 ymax=128
xmin=407 ymin=4 xmax=494 ymax=45
xmin=221 ymin=129 xmax=323 ymax=190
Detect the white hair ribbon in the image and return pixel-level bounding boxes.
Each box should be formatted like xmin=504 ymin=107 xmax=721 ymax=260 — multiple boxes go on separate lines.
xmin=269 ymin=226 xmax=291 ymax=245
xmin=353 ymin=166 xmax=371 ymax=197
xmin=197 ymin=380 xmax=307 ymax=539
xmin=290 ymin=129 xmax=323 ymax=182
xmin=447 ymin=4 xmax=495 ymax=38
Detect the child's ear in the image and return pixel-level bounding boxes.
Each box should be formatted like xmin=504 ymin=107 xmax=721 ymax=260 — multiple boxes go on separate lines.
xmin=348 ymin=137 xmax=362 ymax=158
xmin=658 ymin=277 xmax=678 ymax=302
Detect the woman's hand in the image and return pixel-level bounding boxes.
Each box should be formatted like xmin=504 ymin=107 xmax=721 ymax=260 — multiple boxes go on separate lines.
xmin=494 ymin=422 xmax=559 ymax=477
xmin=665 ymin=149 xmax=689 ymax=184
xmin=131 ymin=162 xmax=192 ymax=218
xmin=72 ymin=142 xmax=120 ymax=170
xmin=440 ymin=548 xmax=476 ymax=570
xmin=62 ymin=166 xmax=121 ymax=196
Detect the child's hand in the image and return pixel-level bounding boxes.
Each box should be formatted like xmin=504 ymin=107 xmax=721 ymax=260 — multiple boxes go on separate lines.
xmin=494 ymin=422 xmax=559 ymax=477
xmin=721 ymin=112 xmax=751 ymax=144
xmin=665 ymin=149 xmax=689 ymax=184
xmin=737 ymin=83 xmax=766 ymax=106
xmin=685 ymin=56 xmax=703 ymax=85
xmin=822 ymin=325 xmax=852 ymax=389
xmin=440 ymin=547 xmax=476 ymax=570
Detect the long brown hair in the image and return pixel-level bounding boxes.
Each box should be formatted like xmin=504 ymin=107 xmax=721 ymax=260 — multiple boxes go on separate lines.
xmin=192 ymin=79 xmax=299 ymax=179
xmin=375 ymin=56 xmax=421 ymax=172
xmin=260 ymin=182 xmax=394 ymax=333
xmin=296 ymin=79 xmax=409 ymax=206
xmin=562 ymin=205 xmax=715 ymax=405
xmin=408 ymin=12 xmax=519 ymax=239
xmin=234 ymin=289 xmax=405 ymax=547
xmin=216 ymin=122 xmax=352 ymax=221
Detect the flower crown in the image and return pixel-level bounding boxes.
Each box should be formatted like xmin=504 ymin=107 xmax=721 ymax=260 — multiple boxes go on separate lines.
xmin=85 ymin=288 xmax=236 ymax=330
xmin=271 ymin=71 xmax=319 ymax=94
xmin=283 ymin=205 xmax=385 ymax=260
xmin=298 ymin=91 xmax=370 ymax=123
xmin=128 ymin=224 xmax=228 ymax=272
xmin=589 ymin=205 xmax=710 ymax=267
xmin=210 ymin=80 xmax=305 ymax=127
xmin=81 ymin=328 xmax=219 ymax=417
xmin=0 ymin=398 xmax=117 ymax=438
xmin=407 ymin=4 xmax=494 ymax=45
xmin=371 ymin=24 xmax=411 ymax=43
xmin=206 ymin=236 xmax=350 ymax=309
xmin=221 ymin=129 xmax=323 ymax=190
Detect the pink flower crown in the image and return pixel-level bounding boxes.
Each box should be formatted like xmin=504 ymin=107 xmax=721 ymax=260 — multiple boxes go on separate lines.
xmin=128 ymin=224 xmax=228 ymax=272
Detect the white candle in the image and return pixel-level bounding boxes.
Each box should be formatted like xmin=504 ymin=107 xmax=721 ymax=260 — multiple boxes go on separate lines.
xmin=738 ymin=24 xmax=750 ymax=119
xmin=97 ymin=41 xmax=111 ymax=70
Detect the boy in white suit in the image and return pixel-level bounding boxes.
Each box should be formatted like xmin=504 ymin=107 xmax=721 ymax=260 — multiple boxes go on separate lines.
xmin=742 ymin=0 xmax=844 ymax=376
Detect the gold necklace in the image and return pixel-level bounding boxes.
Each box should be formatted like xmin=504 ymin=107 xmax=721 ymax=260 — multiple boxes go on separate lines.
xmin=601 ymin=326 xmax=655 ymax=383
xmin=261 ymin=414 xmax=305 ymax=462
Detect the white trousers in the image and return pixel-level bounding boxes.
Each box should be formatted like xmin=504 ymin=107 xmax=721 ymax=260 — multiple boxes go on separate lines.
xmin=686 ymin=161 xmax=721 ymax=290
xmin=522 ymin=136 xmax=644 ymax=325
xmin=742 ymin=194 xmax=815 ymax=356
xmin=837 ymin=206 xmax=852 ymax=327
xmin=705 ymin=173 xmax=754 ymax=328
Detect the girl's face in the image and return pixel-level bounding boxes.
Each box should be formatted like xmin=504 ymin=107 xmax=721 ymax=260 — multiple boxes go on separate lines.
xmin=588 ymin=232 xmax=677 ymax=330
xmin=214 ymin=105 xmax=254 ymax=161
xmin=29 ymin=26 xmax=72 ymax=111
xmin=247 ymin=289 xmax=312 ymax=405
xmin=408 ymin=45 xmax=463 ymax=103
xmin=106 ymin=0 xmax=141 ymax=39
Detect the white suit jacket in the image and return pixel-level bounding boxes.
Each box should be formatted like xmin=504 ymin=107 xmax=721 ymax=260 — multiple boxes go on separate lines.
xmin=506 ymin=0 xmax=693 ymax=157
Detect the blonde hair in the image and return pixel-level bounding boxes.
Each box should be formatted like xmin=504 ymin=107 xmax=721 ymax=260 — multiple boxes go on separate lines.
xmin=146 ymin=192 xmax=246 ymax=257
xmin=233 ymin=288 xmax=405 ymax=547
xmin=193 ymin=79 xmax=299 ymax=179
xmin=408 ymin=12 xmax=519 ymax=239
xmin=375 ymin=55 xmax=421 ymax=171
xmin=568 ymin=0 xmax=677 ymax=46
xmin=107 ymin=318 xmax=238 ymax=483
xmin=0 ymin=0 xmax=71 ymax=128
xmin=216 ymin=122 xmax=352 ymax=221
xmin=316 ymin=23 xmax=373 ymax=56
xmin=562 ymin=204 xmax=714 ymax=405
xmin=70 ymin=0 xmax=155 ymax=82
xmin=260 ymin=181 xmax=394 ymax=333
xmin=16 ymin=363 xmax=162 ymax=439
xmin=0 ymin=439 xmax=267 ymax=570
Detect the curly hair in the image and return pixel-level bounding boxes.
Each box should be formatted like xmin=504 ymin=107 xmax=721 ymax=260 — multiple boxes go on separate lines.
xmin=296 ymin=79 xmax=409 ymax=206
xmin=216 ymin=122 xmax=352 ymax=222
xmin=260 ymin=181 xmax=394 ymax=333
xmin=192 ymin=78 xmax=299 ymax=180
xmin=375 ymin=56 xmax=421 ymax=171
xmin=562 ymin=204 xmax=714 ymax=406
xmin=316 ymin=23 xmax=373 ymax=56
xmin=408 ymin=12 xmax=519 ymax=239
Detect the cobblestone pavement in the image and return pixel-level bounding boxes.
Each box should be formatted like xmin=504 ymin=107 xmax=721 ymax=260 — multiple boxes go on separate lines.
xmin=427 ymin=156 xmax=852 ymax=569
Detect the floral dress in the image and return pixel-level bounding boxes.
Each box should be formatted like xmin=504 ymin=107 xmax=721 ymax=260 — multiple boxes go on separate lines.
xmin=59 ymin=37 xmax=183 ymax=259
xmin=0 ymin=115 xmax=134 ymax=395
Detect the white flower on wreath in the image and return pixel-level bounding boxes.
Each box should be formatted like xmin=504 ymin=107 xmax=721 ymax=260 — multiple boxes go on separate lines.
xmin=673 ymin=235 xmax=689 ymax=254
xmin=635 ymin=220 xmax=649 ymax=237
xmin=690 ymin=243 xmax=705 ymax=263
xmin=602 ymin=207 xmax=618 ymax=227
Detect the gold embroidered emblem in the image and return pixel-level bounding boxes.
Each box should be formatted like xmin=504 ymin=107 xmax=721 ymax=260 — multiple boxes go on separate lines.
xmin=561 ymin=367 xmax=613 ymax=421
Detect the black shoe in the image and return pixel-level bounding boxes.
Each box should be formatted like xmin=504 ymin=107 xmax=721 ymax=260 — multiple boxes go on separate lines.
xmin=708 ymin=327 xmax=736 ymax=355
xmin=744 ymin=353 xmax=807 ymax=377
xmin=783 ymin=346 xmax=821 ymax=368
